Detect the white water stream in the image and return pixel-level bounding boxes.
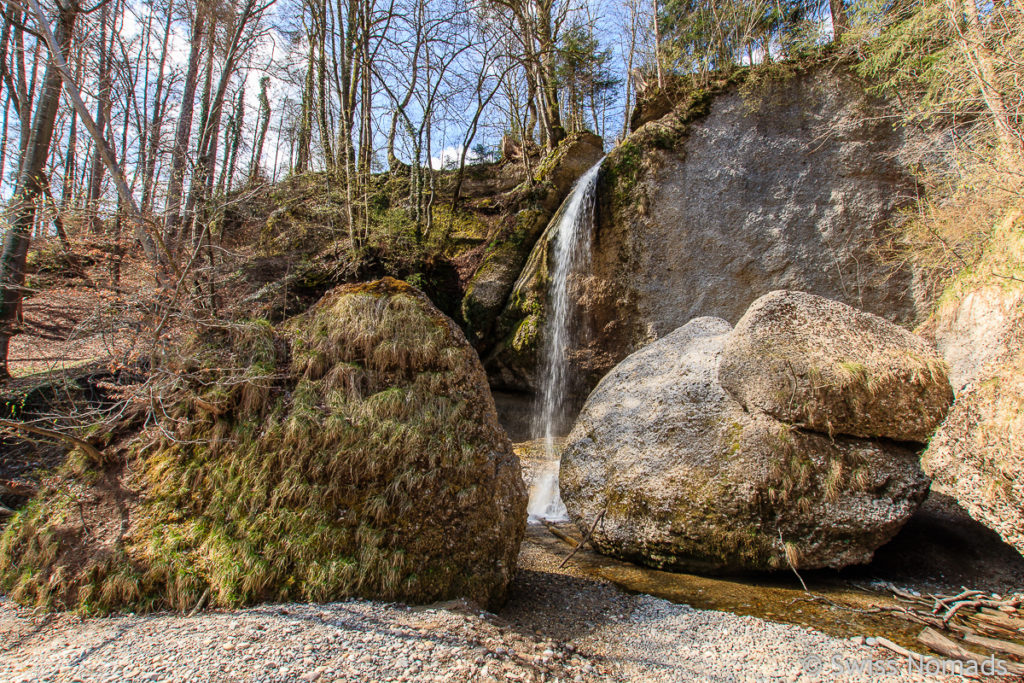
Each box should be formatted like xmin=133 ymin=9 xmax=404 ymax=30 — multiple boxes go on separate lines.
xmin=527 ymin=158 xmax=604 ymax=523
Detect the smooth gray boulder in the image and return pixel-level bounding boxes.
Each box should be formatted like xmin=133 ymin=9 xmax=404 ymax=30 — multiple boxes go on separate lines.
xmin=719 ymin=291 xmax=953 ymax=443
xmin=560 ymin=317 xmax=930 ymax=573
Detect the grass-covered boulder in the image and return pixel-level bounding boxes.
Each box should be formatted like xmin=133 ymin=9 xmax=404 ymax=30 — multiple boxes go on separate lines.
xmin=719 ymin=291 xmax=953 ymax=443
xmin=560 ymin=317 xmax=929 ymax=573
xmin=0 ymin=278 xmax=526 ymax=613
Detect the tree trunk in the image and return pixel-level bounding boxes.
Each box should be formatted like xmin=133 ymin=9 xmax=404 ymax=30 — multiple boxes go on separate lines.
xmin=142 ymin=0 xmax=175 ymax=215
xmin=85 ymin=0 xmax=113 ymax=234
xmin=0 ymin=0 xmax=76 ymax=379
xmin=829 ymin=0 xmax=848 ymax=40
xmin=533 ymin=0 xmax=565 ymax=149
xmin=163 ymin=6 xmax=206 ymax=248
xmin=953 ymin=0 xmax=1022 ymax=159
xmin=295 ymin=9 xmax=315 ymax=174
xmin=249 ymin=76 xmax=271 ymax=181
xmin=223 ymin=85 xmax=245 ymax=193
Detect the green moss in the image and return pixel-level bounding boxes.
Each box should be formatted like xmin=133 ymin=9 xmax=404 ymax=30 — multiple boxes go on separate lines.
xmin=0 ymin=279 xmax=522 ymax=614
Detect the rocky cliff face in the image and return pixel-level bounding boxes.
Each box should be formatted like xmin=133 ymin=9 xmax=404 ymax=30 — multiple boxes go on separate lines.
xmin=919 ymin=208 xmax=1024 ymax=555
xmin=488 ymin=64 xmax=924 ymax=397
xmin=461 ymin=133 xmax=604 ymax=350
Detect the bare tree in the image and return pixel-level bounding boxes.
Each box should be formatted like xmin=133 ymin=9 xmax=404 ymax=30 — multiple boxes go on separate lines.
xmin=0 ymin=0 xmax=77 ymax=379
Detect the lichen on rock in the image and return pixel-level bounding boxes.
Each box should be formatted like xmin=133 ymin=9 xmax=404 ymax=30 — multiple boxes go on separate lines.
xmin=559 ymin=316 xmax=930 ymax=573
xmin=719 ymin=290 xmax=953 ymax=443
xmin=923 ymin=311 xmax=1024 ymax=556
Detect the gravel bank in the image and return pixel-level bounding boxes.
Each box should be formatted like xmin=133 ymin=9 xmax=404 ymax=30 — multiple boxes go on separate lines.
xmin=0 ymin=448 xmax=998 ymax=683
xmin=1 ymin=525 xmax=977 ymax=682
xmin=0 ymin=597 xmax=606 ymax=683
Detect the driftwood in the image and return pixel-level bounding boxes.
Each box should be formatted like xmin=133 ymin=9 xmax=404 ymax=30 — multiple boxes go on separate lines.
xmin=864 ymin=584 xmax=1024 ymax=670
xmin=875 ymin=636 xmax=933 ymax=665
xmin=963 ymin=633 xmax=1024 ymax=659
xmin=919 ymin=627 xmax=986 ymax=660
xmin=974 ymin=611 xmax=1024 ymax=632
xmin=558 ymin=508 xmax=606 ymax=569
xmin=918 ymin=627 xmax=1024 ymax=676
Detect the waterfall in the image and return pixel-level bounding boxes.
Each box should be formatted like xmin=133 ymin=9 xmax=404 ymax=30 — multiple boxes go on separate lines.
xmin=527 ymin=158 xmax=604 ymax=523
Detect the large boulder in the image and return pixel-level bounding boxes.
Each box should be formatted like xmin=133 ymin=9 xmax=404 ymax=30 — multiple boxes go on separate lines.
xmin=488 ymin=62 xmax=931 ymax=397
xmin=923 ymin=314 xmax=1024 ymax=555
xmin=560 ymin=318 xmax=929 ymax=573
xmin=0 ymin=278 xmax=527 ymax=612
xmin=719 ymin=291 xmax=953 ymax=443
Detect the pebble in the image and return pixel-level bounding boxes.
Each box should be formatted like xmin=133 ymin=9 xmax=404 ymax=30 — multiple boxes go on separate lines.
xmin=0 ymin=531 xmax=963 ymax=683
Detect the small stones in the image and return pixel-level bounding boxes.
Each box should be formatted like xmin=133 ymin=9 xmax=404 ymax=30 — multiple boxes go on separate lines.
xmin=0 ymin=549 xmax=943 ymax=683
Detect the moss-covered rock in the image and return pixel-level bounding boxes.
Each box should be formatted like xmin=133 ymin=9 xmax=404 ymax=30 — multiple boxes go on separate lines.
xmin=0 ymin=278 xmax=526 ymax=613
xmin=461 ymin=133 xmax=603 ymax=347
xmin=561 ymin=317 xmax=929 ymax=573
xmin=719 ymin=291 xmax=953 ymax=443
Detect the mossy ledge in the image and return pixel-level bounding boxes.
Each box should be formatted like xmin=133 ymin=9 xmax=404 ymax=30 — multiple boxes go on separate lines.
xmin=0 ymin=277 xmax=527 ymax=614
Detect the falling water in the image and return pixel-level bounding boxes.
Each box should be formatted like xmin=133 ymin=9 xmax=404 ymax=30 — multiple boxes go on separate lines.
xmin=527 ymin=158 xmax=604 ymax=523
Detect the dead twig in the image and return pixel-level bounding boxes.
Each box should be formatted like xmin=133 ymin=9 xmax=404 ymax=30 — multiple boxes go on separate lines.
xmin=0 ymin=418 xmax=103 ymax=461
xmin=187 ymin=588 xmax=210 ymax=617
xmin=559 ymin=507 xmax=606 ymax=569
xmin=933 ymin=589 xmax=984 ymax=614
xmin=777 ymin=529 xmax=809 ymax=593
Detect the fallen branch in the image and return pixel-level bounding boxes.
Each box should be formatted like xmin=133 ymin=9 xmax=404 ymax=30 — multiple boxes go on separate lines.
xmin=974 ymin=611 xmax=1024 ymax=632
xmin=875 ymin=636 xmax=928 ymax=663
xmin=0 ymin=418 xmax=103 ymax=461
xmin=0 ymin=480 xmax=38 ymax=498
xmin=918 ymin=627 xmax=1024 ymax=676
xmin=933 ymin=589 xmax=985 ymax=614
xmin=559 ymin=508 xmax=606 ymax=569
xmin=873 ymin=604 xmax=947 ymax=629
xmin=963 ymin=632 xmax=1024 ymax=660
xmin=778 ymin=529 xmax=808 ymax=593
xmin=187 ymin=588 xmax=210 ymax=617
xmin=944 ymin=599 xmax=1022 ymax=625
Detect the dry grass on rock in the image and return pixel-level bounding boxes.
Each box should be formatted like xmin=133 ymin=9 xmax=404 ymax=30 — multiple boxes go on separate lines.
xmin=0 ymin=278 xmax=526 ymax=615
